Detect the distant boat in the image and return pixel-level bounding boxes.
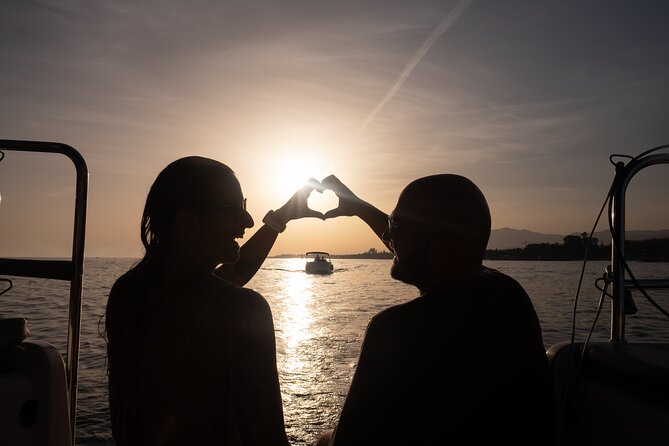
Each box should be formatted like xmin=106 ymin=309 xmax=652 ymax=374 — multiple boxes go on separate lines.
xmin=305 ymin=251 xmax=334 ymax=274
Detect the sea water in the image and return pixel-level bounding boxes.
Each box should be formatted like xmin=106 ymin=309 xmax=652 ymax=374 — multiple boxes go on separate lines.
xmin=1 ymin=258 xmax=668 ymax=445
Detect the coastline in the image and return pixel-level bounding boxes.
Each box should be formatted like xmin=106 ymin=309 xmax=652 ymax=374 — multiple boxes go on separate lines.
xmin=271 ymin=237 xmax=669 ymax=262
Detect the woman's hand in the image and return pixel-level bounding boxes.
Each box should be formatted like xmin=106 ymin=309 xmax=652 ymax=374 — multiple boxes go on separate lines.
xmin=273 ymin=178 xmax=326 ymax=224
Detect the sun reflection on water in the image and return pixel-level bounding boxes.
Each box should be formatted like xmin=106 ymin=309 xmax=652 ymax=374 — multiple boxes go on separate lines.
xmin=273 ymin=258 xmax=314 ymax=381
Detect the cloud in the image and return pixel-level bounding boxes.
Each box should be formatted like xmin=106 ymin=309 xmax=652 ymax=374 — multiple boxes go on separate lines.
xmin=355 ymin=0 xmax=474 ymax=137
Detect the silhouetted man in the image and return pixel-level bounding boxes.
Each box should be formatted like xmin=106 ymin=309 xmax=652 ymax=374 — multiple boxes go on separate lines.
xmin=316 ymin=174 xmax=556 ymax=446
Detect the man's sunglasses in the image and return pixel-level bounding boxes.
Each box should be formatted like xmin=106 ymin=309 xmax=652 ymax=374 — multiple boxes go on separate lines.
xmin=381 ymin=214 xmax=402 ymax=244
xmin=383 ymin=213 xmax=475 ymax=243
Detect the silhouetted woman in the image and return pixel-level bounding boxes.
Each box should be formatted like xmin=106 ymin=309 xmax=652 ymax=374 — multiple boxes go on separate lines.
xmin=105 ymin=156 xmax=321 ymax=445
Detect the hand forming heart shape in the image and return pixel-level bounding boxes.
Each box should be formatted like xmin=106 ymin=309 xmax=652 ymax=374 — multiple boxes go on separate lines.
xmin=282 ymin=175 xmax=358 ymax=222
xmin=307 ymin=188 xmax=340 ymax=215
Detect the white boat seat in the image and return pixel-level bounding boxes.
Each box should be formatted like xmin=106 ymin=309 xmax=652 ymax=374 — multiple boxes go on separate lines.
xmin=583 ymin=343 xmax=669 ymax=404
xmin=0 ymin=338 xmax=73 ymax=446
xmin=547 ymin=341 xmax=669 ymax=446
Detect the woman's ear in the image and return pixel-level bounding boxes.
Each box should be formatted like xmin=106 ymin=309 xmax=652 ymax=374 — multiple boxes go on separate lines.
xmin=175 ymin=209 xmax=200 ymax=233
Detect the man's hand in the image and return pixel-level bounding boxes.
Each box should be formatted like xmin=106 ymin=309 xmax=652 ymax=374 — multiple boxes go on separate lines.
xmin=320 ymin=174 xmax=365 ymax=219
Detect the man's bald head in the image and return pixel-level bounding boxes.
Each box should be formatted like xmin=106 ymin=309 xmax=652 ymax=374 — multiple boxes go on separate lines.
xmin=394 ymin=174 xmax=491 ymax=259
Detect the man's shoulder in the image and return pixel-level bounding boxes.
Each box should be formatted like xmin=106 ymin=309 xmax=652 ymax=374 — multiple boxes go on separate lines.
xmin=480 ymin=265 xmax=515 ymax=280
xmin=478 ymin=267 xmax=527 ymax=293
xmin=370 ymin=294 xmax=428 ymax=329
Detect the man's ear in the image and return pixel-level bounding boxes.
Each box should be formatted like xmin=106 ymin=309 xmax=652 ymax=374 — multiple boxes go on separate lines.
xmin=433 ymin=234 xmax=468 ymax=257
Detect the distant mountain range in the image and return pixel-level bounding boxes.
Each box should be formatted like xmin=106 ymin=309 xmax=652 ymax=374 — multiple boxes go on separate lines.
xmin=488 ymin=228 xmax=669 ymax=250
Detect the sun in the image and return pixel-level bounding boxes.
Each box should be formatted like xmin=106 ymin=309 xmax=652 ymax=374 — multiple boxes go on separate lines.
xmin=269 ymin=150 xmax=327 ymax=200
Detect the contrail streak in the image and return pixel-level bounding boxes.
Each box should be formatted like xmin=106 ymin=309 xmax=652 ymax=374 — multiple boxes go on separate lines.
xmin=356 ymin=0 xmax=474 ymax=137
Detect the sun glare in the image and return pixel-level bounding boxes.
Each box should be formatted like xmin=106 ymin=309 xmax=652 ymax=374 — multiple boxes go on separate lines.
xmin=269 ymin=148 xmax=329 ymax=200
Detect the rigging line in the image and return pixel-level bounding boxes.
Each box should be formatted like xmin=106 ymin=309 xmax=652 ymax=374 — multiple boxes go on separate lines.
xmin=559 ymin=159 xmax=619 ymax=435
xmin=566 ymin=275 xmax=608 ymax=435
xmin=633 ymin=143 xmax=669 ymax=160
xmin=582 ymin=278 xmax=609 ymax=358
xmin=355 ymin=0 xmax=474 ymax=138
xmin=0 ymin=278 xmax=13 ymax=297
xmin=568 ymin=166 xmax=618 ymax=346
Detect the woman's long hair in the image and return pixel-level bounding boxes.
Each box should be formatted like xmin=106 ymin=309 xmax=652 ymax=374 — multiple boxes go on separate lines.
xmin=141 ymin=156 xmax=236 ymax=261
xmin=103 ymin=156 xmax=235 ymax=444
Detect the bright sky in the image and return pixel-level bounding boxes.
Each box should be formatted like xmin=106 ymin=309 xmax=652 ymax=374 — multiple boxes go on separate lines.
xmin=1 ymin=0 xmax=668 ymax=258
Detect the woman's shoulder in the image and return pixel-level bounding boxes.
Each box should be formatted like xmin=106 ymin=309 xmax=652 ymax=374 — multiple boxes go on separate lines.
xmin=206 ymin=275 xmax=269 ymax=309
xmin=107 ymin=267 xmax=143 ymax=311
xmin=109 ymin=260 xmax=151 ymax=295
xmin=203 ymin=275 xmax=274 ymax=332
xmin=109 ymin=269 xmax=137 ymax=294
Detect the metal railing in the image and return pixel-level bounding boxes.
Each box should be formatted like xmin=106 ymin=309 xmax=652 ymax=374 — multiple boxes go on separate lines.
xmin=609 ymin=152 xmax=669 ymax=341
xmin=0 ymin=139 xmax=88 ymax=442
